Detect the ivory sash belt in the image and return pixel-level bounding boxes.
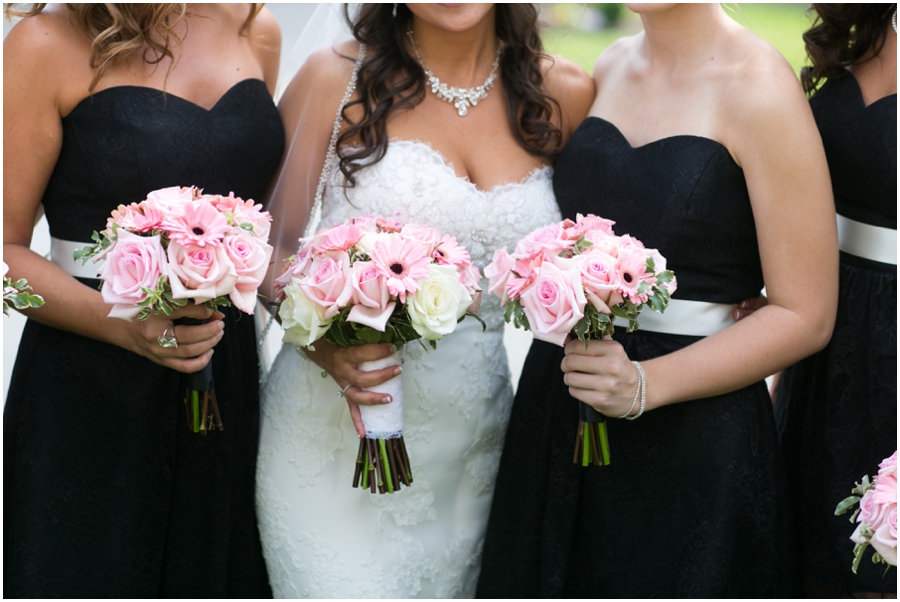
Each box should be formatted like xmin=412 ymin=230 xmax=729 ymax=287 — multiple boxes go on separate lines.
xmin=50 ymin=237 xmax=103 ymax=279
xmin=613 ymin=298 xmax=737 ymax=337
xmin=836 ymin=214 xmax=897 ymax=266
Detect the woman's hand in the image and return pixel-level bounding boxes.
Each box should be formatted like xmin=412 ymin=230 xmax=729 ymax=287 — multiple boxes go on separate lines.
xmin=303 ymin=340 xmax=401 ymax=438
xmin=733 ymin=294 xmax=768 ymax=321
xmin=125 ymin=304 xmax=225 ymax=374
xmin=561 ymin=338 xmax=639 ymax=418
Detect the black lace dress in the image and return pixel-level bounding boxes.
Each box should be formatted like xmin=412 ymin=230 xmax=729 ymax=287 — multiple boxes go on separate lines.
xmin=477 ymin=117 xmax=797 ymax=598
xmin=775 ymin=74 xmax=897 ymax=595
xmin=4 ymin=79 xmax=284 ymax=598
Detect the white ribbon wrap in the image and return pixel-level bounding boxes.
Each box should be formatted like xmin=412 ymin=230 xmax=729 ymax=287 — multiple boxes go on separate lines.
xmin=358 ymin=351 xmax=404 ymax=439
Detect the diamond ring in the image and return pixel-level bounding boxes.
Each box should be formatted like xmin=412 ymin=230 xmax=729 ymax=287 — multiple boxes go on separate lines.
xmin=157 ymin=327 xmax=178 ymax=349
xmin=338 ymin=384 xmax=352 ymax=398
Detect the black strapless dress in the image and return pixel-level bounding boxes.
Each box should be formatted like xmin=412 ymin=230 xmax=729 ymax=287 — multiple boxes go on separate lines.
xmin=478 ymin=117 xmax=797 ymax=598
xmin=4 ymin=79 xmax=284 ymax=598
xmin=775 ymin=75 xmax=897 ymax=595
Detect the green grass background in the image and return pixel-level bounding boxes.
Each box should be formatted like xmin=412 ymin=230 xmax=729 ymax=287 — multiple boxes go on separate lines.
xmin=543 ymin=4 xmax=813 ymax=77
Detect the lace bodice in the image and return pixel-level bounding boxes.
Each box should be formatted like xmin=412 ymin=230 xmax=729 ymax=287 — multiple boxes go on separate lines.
xmin=320 ymin=139 xmax=560 ymax=330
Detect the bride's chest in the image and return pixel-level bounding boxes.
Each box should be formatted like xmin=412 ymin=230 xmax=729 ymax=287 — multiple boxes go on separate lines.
xmin=321 ymin=140 xmax=562 ymax=267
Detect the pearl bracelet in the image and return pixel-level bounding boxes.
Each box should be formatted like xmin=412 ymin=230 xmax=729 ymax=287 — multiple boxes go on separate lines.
xmin=616 ymin=361 xmax=641 ymax=419
xmin=625 ymin=361 xmax=646 ymax=420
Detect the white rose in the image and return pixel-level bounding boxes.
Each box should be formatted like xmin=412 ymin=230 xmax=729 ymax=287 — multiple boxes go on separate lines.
xmin=279 ymin=280 xmax=333 ymax=348
xmin=356 ymin=231 xmax=392 ymax=256
xmin=406 ymin=264 xmax=472 ymax=341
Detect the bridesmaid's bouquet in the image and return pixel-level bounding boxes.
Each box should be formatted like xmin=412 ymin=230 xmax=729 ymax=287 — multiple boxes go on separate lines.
xmin=485 ymin=213 xmax=676 ymax=467
xmin=277 ymin=215 xmax=483 ymax=494
xmin=76 ymin=186 xmax=273 ymax=434
xmin=3 ymin=261 xmax=45 ymax=315
xmin=835 ymin=451 xmax=898 ymax=574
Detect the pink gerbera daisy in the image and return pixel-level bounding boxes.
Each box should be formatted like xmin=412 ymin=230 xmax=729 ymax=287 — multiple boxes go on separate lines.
xmin=432 ymin=234 xmax=471 ymax=266
xmin=163 ymin=201 xmax=231 ymax=247
xmin=615 ymin=248 xmax=650 ymax=304
xmin=370 ymin=236 xmax=430 ymax=303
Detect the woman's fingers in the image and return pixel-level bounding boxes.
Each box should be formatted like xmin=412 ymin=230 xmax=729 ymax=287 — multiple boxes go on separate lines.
xmin=347 ymin=401 xmax=366 ymax=438
xmin=166 ymin=348 xmax=215 ymax=374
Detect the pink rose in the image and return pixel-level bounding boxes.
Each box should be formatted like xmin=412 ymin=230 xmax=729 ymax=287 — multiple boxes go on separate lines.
xmin=400 ymin=224 xmax=441 ymax=253
xmin=572 ymin=213 xmax=616 ymax=238
xmin=98 ymin=230 xmax=168 ymax=320
xmin=348 ymin=260 xmax=390 ymax=310
xmin=143 ymin=186 xmax=196 ymax=218
xmin=274 ymin=253 xmax=311 ymax=298
xmin=506 ymin=253 xmax=544 ymax=300
xmin=584 ymin=231 xmax=622 ymax=257
xmin=518 ymin=262 xmax=587 ymax=347
xmin=871 ymin=507 xmax=898 ymax=565
xmin=223 ymin=229 xmax=273 ymax=314
xmin=879 ymin=452 xmax=898 ymax=479
xmin=484 ymin=247 xmax=515 ymax=306
xmin=575 ymin=251 xmax=625 ymax=312
xmin=166 ymin=241 xmax=237 ymax=304
xmin=297 ymin=252 xmax=353 ymax=319
xmin=514 ymin=223 xmax=572 ymax=259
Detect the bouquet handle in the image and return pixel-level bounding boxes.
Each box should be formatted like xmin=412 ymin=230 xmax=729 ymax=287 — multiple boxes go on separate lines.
xmin=176 ymin=317 xmax=223 ymax=434
xmin=352 ymin=352 xmax=413 ymax=494
xmin=574 ymin=402 xmax=611 ymax=467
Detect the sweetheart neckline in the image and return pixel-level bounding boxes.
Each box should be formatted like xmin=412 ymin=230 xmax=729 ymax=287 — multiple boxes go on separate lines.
xmin=64 ymin=78 xmax=266 ymax=119
xmin=339 ymin=139 xmax=553 ymax=195
xmin=583 ymin=116 xmax=742 ymax=170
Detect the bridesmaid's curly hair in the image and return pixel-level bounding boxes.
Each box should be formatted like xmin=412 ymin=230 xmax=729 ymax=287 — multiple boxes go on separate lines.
xmin=801 ymin=3 xmax=896 ymax=94
xmin=336 ymin=3 xmax=562 ymax=187
xmin=4 ymin=3 xmax=263 ymax=92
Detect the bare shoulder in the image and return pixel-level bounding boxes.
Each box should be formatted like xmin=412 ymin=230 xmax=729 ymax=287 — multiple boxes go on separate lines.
xmin=282 ymin=40 xmax=360 ymax=104
xmin=542 ymin=54 xmax=594 ymax=106
xmin=591 ymin=34 xmax=637 ymax=85
xmin=4 ymin=8 xmax=92 ymax=111
xmin=725 ymin=28 xmax=808 ymax=125
xmin=541 ymin=54 xmax=595 ymax=137
xmin=278 ymin=40 xmax=361 ymax=132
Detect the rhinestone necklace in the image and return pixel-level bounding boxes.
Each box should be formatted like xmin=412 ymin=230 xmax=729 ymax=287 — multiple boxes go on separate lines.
xmin=407 ymin=30 xmax=502 ymax=117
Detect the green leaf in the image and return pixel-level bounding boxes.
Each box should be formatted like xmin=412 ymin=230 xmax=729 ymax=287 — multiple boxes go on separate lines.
xmin=573 ymin=315 xmax=591 ymax=341
xmin=656 ymin=270 xmax=675 ymax=284
xmin=644 ymin=256 xmax=656 ymax=272
xmin=834 ymin=495 xmax=860 ymax=516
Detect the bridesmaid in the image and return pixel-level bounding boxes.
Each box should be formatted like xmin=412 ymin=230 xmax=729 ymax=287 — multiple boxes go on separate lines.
xmin=775 ymin=4 xmax=897 ymax=597
xmin=478 ymin=3 xmax=837 ymax=597
xmin=4 ymin=4 xmax=281 ymax=597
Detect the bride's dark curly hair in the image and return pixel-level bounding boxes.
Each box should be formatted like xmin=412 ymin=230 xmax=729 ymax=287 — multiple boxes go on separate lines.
xmin=801 ymin=3 xmax=896 ymax=94
xmin=336 ymin=3 xmax=562 ymax=187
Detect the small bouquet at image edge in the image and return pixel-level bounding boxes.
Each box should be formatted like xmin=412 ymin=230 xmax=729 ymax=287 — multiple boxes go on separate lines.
xmin=835 ymin=451 xmax=898 ymax=574
xmin=3 ymin=261 xmax=45 ymax=315
xmin=484 ymin=213 xmax=676 ymax=467
xmin=277 ymin=215 xmax=483 ymax=494
xmin=76 ymin=186 xmax=273 ymax=434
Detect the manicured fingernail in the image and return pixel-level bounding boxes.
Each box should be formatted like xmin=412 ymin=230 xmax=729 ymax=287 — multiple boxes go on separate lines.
xmin=389 ymin=344 xmax=397 ymax=353
xmin=382 ymin=396 xmax=392 ymax=404
xmin=218 ymin=321 xmax=225 ymax=331
xmin=393 ymin=367 xmax=402 ymax=376
xmin=734 ymin=311 xmax=743 ymax=320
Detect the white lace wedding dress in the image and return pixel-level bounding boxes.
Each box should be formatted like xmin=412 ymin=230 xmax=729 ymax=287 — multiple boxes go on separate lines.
xmin=255 ymin=139 xmax=561 ymax=598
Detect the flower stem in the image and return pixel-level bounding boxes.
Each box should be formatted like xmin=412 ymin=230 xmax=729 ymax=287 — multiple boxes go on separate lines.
xmin=379 ymin=438 xmax=394 ymax=494
xmin=191 ymin=390 xmax=200 ymax=433
xmin=598 ymin=422 xmax=611 ymax=465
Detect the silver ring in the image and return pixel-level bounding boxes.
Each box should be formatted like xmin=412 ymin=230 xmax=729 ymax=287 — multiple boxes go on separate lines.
xmin=338 ymin=384 xmax=352 ymax=398
xmin=157 ymin=327 xmax=178 ymax=349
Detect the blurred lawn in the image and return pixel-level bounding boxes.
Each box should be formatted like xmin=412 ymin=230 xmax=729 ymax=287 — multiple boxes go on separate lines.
xmin=543 ymin=4 xmax=813 ymax=77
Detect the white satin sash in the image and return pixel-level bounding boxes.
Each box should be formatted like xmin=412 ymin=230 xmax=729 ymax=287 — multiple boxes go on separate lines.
xmin=614 ymin=298 xmax=737 ymax=337
xmin=836 ymin=214 xmax=897 ymax=265
xmin=50 ymin=237 xmax=103 ymax=279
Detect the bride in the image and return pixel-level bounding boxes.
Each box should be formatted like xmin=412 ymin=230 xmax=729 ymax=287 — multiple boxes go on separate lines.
xmin=255 ymin=3 xmax=592 ymax=598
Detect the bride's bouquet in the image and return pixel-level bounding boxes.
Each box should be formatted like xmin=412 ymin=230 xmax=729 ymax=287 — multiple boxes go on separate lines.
xmin=277 ymin=215 xmax=482 ymax=494
xmin=835 ymin=451 xmax=897 ymax=574
xmin=76 ymin=186 xmax=273 ymax=434
xmin=3 ymin=261 xmax=45 ymax=315
xmin=485 ymin=213 xmax=676 ymax=467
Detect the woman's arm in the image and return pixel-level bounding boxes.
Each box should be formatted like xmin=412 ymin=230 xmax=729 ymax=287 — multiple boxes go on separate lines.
xmin=561 ymin=48 xmax=838 ymax=416
xmin=3 ymin=13 xmax=223 ymax=374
